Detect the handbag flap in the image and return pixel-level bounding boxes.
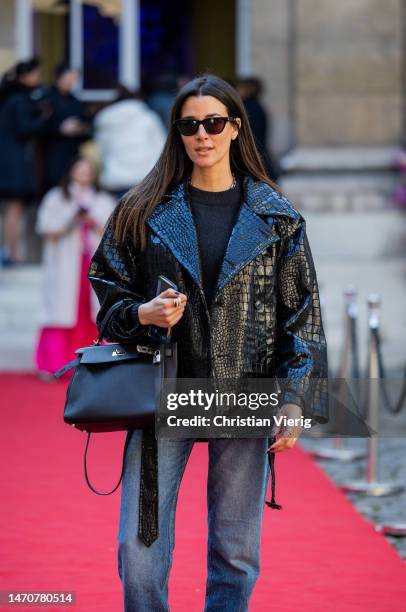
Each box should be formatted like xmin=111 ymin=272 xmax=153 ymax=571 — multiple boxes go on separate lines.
xmin=75 ymin=343 xmax=158 ymax=365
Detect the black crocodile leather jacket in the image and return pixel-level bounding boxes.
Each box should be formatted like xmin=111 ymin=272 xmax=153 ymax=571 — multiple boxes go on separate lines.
xmin=88 ymin=173 xmax=329 ymax=545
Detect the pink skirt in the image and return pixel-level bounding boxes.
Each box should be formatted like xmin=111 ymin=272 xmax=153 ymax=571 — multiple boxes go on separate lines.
xmin=34 ymin=253 xmax=99 ymax=377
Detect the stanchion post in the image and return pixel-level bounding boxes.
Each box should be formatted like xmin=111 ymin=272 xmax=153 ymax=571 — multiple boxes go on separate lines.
xmin=338 ymin=287 xmax=358 ymax=380
xmin=335 ymin=287 xmax=358 ymax=450
xmin=341 ymin=293 xmax=404 ymax=496
xmin=366 ymin=294 xmax=380 ymax=483
xmin=309 ymin=287 xmax=365 ymax=461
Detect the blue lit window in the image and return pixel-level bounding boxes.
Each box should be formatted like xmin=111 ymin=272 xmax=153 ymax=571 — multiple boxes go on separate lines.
xmin=140 ymin=0 xmax=193 ymax=82
xmin=82 ymin=3 xmax=119 ymax=90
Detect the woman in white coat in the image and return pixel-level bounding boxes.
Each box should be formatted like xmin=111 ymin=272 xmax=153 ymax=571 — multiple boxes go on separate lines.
xmin=34 ymin=157 xmax=116 ymax=378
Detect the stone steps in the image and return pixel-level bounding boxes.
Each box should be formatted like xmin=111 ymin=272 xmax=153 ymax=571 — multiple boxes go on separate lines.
xmin=279 ymin=147 xmax=400 ymax=212
xmin=306 ymin=210 xmax=406 ymax=373
xmin=0 ymin=265 xmax=42 ymax=371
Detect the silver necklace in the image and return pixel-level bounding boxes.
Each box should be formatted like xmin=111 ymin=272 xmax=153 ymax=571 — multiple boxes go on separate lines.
xmin=189 ymin=172 xmax=237 ymax=191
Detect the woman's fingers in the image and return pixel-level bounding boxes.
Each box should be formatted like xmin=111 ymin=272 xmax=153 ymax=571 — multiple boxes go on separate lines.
xmin=150 ymin=290 xmax=186 ymax=327
xmin=157 ymin=289 xmax=187 ymax=326
xmin=161 ymin=298 xmax=187 ymax=312
xmin=138 ymin=287 xmax=187 ymax=328
xmin=268 ymin=425 xmax=302 ymax=452
xmin=268 ymin=436 xmax=298 ymax=452
xmin=168 ymin=306 xmax=186 ymax=325
xmin=267 ymin=402 xmax=303 ymax=452
xmin=139 ymin=289 xmax=187 ymax=327
xmin=159 ymin=288 xmax=187 ymax=303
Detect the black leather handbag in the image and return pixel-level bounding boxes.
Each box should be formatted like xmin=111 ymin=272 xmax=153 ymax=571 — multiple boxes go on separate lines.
xmin=54 ymin=293 xmax=178 ymax=495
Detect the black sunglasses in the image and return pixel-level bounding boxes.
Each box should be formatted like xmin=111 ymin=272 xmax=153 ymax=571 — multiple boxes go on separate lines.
xmin=173 ymin=116 xmax=237 ymax=136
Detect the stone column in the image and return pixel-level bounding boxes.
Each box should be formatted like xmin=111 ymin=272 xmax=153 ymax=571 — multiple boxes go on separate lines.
xmin=250 ymin=0 xmax=294 ymax=156
xmin=119 ymin=0 xmax=140 ymax=90
xmin=295 ymin=0 xmax=403 ymax=147
xmin=0 ymin=0 xmax=16 ymax=71
xmin=281 ymin=0 xmax=403 ymax=210
xmin=15 ymin=0 xmax=32 ymax=61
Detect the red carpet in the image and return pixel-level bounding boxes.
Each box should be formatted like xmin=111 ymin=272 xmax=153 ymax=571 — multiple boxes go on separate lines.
xmin=1 ymin=373 xmax=405 ymax=611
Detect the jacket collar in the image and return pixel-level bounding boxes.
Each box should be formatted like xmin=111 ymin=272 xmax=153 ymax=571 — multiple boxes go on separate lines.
xmin=146 ymin=174 xmax=299 ymax=301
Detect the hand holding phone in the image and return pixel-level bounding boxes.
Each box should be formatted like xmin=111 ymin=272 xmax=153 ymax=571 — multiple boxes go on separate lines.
xmin=156 ymin=274 xmax=178 ymax=296
xmin=138 ymin=275 xmax=187 ymax=330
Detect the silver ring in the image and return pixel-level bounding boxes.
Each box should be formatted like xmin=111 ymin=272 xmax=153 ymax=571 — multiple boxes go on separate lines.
xmin=173 ymin=297 xmax=181 ymax=308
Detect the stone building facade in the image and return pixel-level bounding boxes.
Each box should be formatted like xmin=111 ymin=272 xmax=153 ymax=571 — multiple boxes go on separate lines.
xmin=1 ymin=0 xmax=404 ymax=209
xmin=250 ymin=0 xmax=404 ymax=209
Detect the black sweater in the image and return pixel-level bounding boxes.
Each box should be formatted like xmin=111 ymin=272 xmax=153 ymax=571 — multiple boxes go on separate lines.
xmin=188 ymin=177 xmax=242 ymax=308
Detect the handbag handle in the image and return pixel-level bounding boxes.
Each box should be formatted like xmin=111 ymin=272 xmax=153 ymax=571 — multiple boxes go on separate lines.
xmin=95 ymin=282 xmax=176 ymax=346
xmin=84 ymin=429 xmax=134 ymax=495
xmin=55 ymin=299 xmax=142 ymax=377
xmin=94 ymin=299 xmax=127 ymax=345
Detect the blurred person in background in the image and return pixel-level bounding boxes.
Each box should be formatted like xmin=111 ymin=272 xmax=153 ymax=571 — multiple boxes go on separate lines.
xmin=145 ymin=72 xmax=178 ymax=128
xmin=235 ymin=76 xmax=282 ymax=183
xmin=41 ymin=64 xmax=90 ymax=192
xmin=34 ymin=156 xmax=116 ymax=380
xmin=93 ymin=84 xmax=167 ymax=200
xmin=0 ymin=58 xmax=49 ymax=265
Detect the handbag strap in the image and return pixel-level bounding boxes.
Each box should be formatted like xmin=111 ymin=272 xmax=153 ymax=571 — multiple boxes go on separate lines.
xmin=54 ymin=357 xmax=81 ymax=379
xmin=54 ymin=300 xmax=129 ymax=378
xmin=95 ymin=299 xmax=127 ymax=345
xmin=78 ymin=285 xmax=176 ymax=495
xmin=84 ymin=429 xmax=134 ymax=495
xmin=97 ymin=284 xmax=177 ymax=345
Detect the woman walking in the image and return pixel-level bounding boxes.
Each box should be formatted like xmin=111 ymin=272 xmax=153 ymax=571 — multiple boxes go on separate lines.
xmin=88 ymin=74 xmax=328 ymax=611
xmin=34 ymin=157 xmax=115 ymax=379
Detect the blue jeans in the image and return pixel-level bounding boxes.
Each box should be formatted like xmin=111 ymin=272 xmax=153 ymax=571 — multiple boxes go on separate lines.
xmin=118 ymin=431 xmax=271 ymax=612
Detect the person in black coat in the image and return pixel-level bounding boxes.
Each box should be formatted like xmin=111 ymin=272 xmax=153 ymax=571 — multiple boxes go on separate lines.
xmin=236 ymin=76 xmax=282 ymax=183
xmin=41 ymin=64 xmax=89 ymax=192
xmin=0 ymin=58 xmax=49 ymax=264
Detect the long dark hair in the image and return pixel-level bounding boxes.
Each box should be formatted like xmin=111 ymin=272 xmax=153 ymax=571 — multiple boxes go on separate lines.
xmin=112 ymin=73 xmax=280 ymax=249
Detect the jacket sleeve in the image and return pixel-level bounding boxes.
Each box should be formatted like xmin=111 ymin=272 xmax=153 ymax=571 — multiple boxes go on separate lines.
xmin=35 ymin=189 xmax=78 ymax=235
xmin=87 ymin=216 xmax=151 ymax=344
xmin=13 ymin=96 xmax=47 ymax=137
xmin=275 ymin=215 xmax=329 ymax=425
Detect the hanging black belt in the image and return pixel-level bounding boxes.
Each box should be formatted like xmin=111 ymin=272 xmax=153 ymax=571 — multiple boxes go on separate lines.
xmin=135 ymin=432 xmax=282 ymax=548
